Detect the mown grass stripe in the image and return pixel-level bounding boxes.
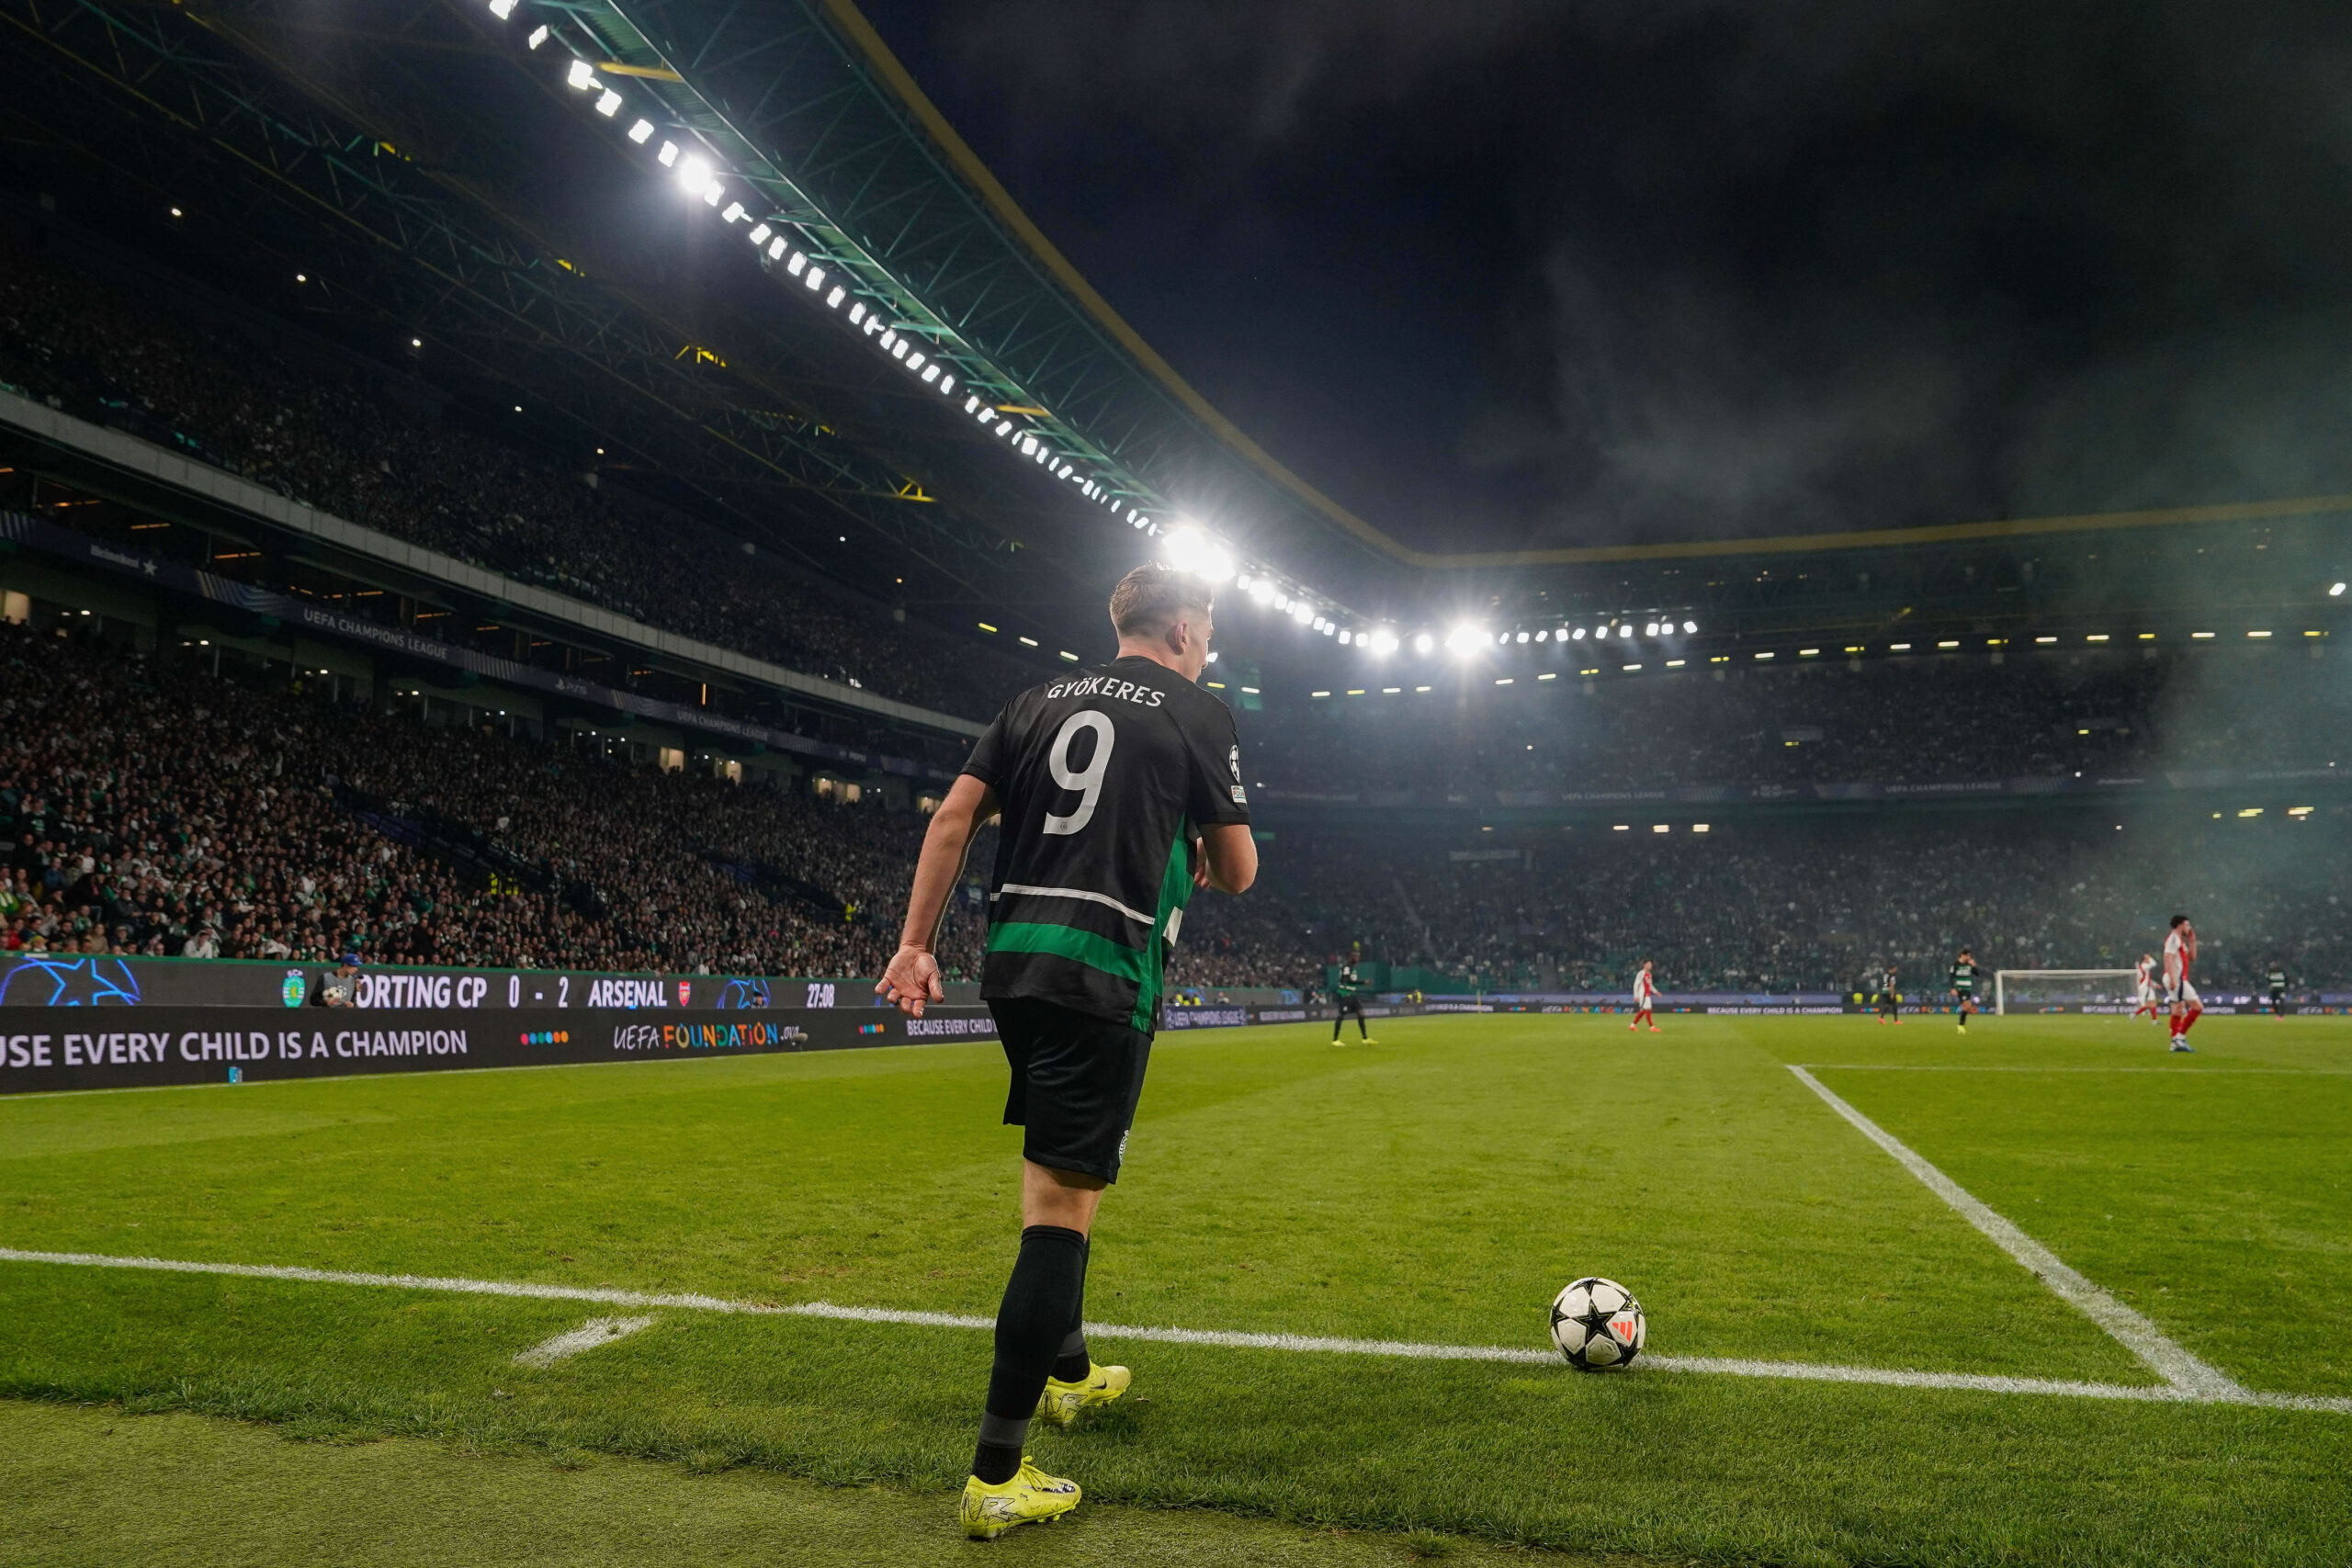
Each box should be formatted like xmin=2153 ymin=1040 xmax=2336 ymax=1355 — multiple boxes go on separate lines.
xmin=5 ymin=1246 xmax=2344 ymax=1413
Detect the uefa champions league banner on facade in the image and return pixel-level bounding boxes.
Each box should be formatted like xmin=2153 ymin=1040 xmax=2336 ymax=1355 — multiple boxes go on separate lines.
xmin=0 ymin=1003 xmax=1006 ymax=1094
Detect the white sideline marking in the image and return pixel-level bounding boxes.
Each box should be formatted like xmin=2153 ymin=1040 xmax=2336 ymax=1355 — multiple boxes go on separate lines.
xmin=1 ymin=1247 xmax=2344 ymax=1414
xmin=1802 ymin=1064 xmax=2352 ymax=1076
xmin=1787 ymin=1066 xmax=2246 ymax=1400
xmin=513 ymin=1314 xmax=657 ymax=1369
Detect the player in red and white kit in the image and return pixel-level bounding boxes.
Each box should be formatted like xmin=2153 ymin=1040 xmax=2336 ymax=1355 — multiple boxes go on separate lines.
xmin=2132 ymin=952 xmax=2160 ymax=1021
xmin=1630 ymin=960 xmax=1660 ymax=1032
xmin=2163 ymin=916 xmax=2200 ymax=1053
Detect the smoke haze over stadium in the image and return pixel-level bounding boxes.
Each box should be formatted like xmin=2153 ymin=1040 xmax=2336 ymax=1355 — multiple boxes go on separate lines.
xmin=870 ymin=0 xmax=2352 ymax=552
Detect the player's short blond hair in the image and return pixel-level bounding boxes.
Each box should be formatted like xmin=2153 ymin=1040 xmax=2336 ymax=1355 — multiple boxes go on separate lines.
xmin=1109 ymin=562 xmax=1214 ymax=637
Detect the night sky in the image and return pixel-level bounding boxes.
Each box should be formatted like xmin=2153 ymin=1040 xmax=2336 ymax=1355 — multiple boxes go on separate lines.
xmin=859 ymin=1 xmax=2352 ymax=554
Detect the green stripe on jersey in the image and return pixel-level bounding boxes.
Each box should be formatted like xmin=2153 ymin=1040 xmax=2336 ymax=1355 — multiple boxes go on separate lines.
xmin=1130 ymin=829 xmax=1193 ymax=1034
xmin=985 ymin=921 xmax=1149 ymax=981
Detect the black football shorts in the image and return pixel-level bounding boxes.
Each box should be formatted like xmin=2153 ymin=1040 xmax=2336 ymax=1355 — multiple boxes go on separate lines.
xmin=990 ymin=996 xmax=1154 ymax=1183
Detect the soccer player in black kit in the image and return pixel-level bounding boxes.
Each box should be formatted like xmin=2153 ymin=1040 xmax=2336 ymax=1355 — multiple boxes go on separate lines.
xmin=877 ymin=563 xmax=1257 ymax=1540
xmin=1331 ymin=962 xmax=1374 ymax=1044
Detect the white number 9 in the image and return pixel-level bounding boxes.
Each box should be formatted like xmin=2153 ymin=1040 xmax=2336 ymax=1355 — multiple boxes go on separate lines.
xmin=1044 ymin=711 xmax=1116 ymax=835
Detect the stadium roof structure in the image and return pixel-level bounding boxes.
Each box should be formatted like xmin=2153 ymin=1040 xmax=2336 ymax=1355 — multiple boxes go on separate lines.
xmin=2 ymin=0 xmax=2346 ymax=672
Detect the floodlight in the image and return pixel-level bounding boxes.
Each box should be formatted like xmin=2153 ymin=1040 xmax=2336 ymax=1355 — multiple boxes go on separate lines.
xmin=703 ymin=181 xmax=724 ymax=206
xmin=877 ymin=327 xmax=896 ymax=347
xmin=807 ymin=266 xmax=827 ymax=291
xmin=748 ymin=223 xmax=772 ymax=244
xmin=595 ymin=89 xmax=622 ymax=117
xmin=566 ymin=58 xmax=597 ymax=90
xmin=1019 ymin=436 xmax=1038 ymax=456
xmin=921 ymin=364 xmax=941 ymax=383
xmin=965 ymin=394 xmax=982 ymax=414
xmin=1444 ymin=623 xmax=1484 ymax=653
xmin=1644 ymin=622 xmax=1658 ymax=636
xmin=891 ymin=339 xmax=910 ymax=359
xmin=488 ymin=0 xmax=516 ymax=19
xmin=1370 ymin=630 xmax=1400 ymax=655
xmin=1413 ymin=632 xmax=1434 ymax=654
xmin=628 ymin=119 xmax=654 ymax=144
xmin=1571 ymin=627 xmax=1586 ymax=640
xmin=675 ymin=152 xmax=709 ymax=191
xmin=657 ymin=141 xmax=679 ymax=166
xmin=1621 ymin=626 xmax=1634 ymax=639
xmin=528 ymin=24 xmax=548 ymax=48
xmin=1323 ymin=623 xmax=1337 ymax=637
xmin=1515 ymin=630 xmax=1530 ymax=644
xmin=721 ymin=201 xmax=745 ymax=222
xmin=2333 ymin=581 xmax=2347 ymax=596
xmin=1683 ymin=619 xmax=1697 ymax=633
xmin=1249 ymin=579 xmax=1276 ymax=605
xmin=939 ymin=376 xmax=956 ymax=394
xmin=767 ymin=238 xmax=786 ymax=261
xmin=906 ymin=351 xmax=926 ymax=371
xmin=1536 ymin=630 xmax=1549 ymax=642
xmin=1338 ymin=630 xmax=1353 ymax=646
xmin=1291 ymin=602 xmax=1314 ymax=626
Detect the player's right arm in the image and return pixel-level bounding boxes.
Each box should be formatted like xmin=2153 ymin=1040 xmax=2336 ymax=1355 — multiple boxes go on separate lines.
xmin=1197 ymin=823 xmax=1257 ymax=894
xmin=876 ymin=773 xmax=999 ymax=1017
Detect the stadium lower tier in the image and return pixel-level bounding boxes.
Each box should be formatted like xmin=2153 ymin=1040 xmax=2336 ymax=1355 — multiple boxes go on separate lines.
xmin=4 ymin=620 xmax=2345 ymax=993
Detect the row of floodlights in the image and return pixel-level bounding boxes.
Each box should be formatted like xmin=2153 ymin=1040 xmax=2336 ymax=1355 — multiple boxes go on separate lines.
xmin=502 ymin=0 xmax=1368 ymax=633
xmin=500 ymin=0 xmax=1243 ymax=550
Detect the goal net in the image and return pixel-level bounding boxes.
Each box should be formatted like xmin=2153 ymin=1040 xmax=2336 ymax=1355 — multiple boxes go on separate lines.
xmin=1992 ymin=969 xmax=2141 ymax=1016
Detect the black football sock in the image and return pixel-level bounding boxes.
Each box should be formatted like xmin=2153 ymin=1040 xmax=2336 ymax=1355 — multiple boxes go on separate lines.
xmin=972 ymin=1224 xmax=1088 ymax=1483
xmin=1051 ymin=1235 xmax=1093 ymax=1382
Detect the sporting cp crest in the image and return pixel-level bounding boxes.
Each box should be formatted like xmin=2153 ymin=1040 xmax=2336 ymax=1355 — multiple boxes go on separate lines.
xmin=280 ymin=968 xmax=309 ymax=1008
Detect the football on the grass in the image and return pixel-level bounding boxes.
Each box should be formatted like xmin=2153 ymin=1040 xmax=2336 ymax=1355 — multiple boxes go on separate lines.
xmin=1549 ymin=1277 xmax=1646 ymax=1371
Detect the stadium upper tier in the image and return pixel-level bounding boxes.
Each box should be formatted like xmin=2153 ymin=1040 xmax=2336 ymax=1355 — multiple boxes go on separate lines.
xmin=4 ymin=618 xmax=2345 ymax=994
xmin=0 ymin=234 xmax=1050 ymax=727
xmin=1238 ymin=644 xmax=2349 ymax=804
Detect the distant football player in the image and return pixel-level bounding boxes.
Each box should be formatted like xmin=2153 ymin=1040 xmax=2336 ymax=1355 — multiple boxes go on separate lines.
xmin=2164 ymin=915 xmax=2200 ymax=1052
xmin=1330 ymin=962 xmax=1374 ymax=1045
xmin=877 ymin=563 xmax=1257 ymax=1540
xmin=1876 ymin=963 xmax=1901 ymax=1025
xmin=2267 ymin=961 xmax=2288 ymax=1019
xmin=1950 ymin=947 xmax=1980 ymax=1032
xmin=1630 ymin=959 xmax=1660 ymax=1032
xmin=2132 ymin=952 xmax=2160 ymax=1021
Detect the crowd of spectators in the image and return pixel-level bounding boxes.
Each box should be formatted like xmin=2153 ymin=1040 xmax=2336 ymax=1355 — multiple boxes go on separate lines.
xmin=0 ymin=235 xmax=1041 ymax=722
xmin=2 ymin=624 xmax=2343 ymax=994
xmin=0 ymin=624 xmax=989 ymax=976
xmin=1255 ymin=818 xmax=2352 ymax=996
xmin=1240 ymin=649 xmax=2350 ymax=797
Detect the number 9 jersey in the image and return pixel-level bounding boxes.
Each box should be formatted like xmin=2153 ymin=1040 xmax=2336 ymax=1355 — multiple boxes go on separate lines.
xmin=961 ymin=654 xmax=1251 ymax=1034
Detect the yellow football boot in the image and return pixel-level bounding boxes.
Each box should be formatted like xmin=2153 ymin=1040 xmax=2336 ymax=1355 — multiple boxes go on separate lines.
xmin=958 ymin=1457 xmax=1080 ymax=1540
xmin=1035 ymin=1362 xmax=1132 ymax=1427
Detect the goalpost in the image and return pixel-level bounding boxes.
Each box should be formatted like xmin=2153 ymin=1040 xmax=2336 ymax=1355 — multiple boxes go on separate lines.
xmin=1992 ymin=969 xmax=2140 ymax=1016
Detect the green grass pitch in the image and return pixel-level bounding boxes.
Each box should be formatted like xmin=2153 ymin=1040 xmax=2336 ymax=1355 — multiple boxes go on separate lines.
xmin=3 ymin=1011 xmax=2349 ymax=1565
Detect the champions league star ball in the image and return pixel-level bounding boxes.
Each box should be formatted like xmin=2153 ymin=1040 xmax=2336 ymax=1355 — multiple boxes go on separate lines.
xmin=1549 ymin=1277 xmax=1646 ymax=1371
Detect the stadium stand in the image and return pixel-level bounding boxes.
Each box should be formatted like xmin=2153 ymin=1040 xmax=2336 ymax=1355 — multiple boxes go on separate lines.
xmin=1241 ymin=650 xmax=2348 ymax=797
xmin=0 ymin=235 xmax=1042 ymax=723
xmin=1250 ymin=824 xmax=2352 ymax=997
xmin=0 ymin=620 xmax=991 ymax=978
xmin=5 ymin=619 xmax=2340 ymax=997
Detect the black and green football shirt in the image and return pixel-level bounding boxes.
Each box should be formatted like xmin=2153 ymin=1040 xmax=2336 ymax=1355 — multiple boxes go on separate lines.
xmin=962 ymin=655 xmax=1250 ymax=1033
xmin=1951 ymin=959 xmax=1978 ymax=996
